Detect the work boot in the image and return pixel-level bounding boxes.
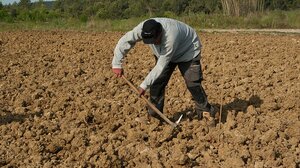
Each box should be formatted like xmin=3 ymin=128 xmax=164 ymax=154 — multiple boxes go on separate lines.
xmin=196 ymin=110 xmax=203 ymax=120
xmin=187 ymin=110 xmax=196 ymax=121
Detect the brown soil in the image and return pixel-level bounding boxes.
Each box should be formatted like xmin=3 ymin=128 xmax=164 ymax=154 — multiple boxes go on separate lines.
xmin=0 ymin=31 xmax=299 ymax=167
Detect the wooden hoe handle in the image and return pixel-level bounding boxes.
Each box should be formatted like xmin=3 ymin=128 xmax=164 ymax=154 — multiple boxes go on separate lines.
xmin=122 ymin=76 xmax=177 ymax=128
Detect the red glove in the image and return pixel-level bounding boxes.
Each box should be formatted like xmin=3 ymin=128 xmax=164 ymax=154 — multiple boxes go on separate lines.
xmin=112 ymin=68 xmax=123 ymax=77
xmin=138 ymin=87 xmax=145 ymax=97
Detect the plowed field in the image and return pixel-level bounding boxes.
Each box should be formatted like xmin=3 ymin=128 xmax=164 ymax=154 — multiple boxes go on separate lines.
xmin=0 ymin=31 xmax=299 ymax=167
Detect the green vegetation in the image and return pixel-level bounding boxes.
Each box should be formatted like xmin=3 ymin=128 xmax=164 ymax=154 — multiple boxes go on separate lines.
xmin=0 ymin=0 xmax=299 ymax=31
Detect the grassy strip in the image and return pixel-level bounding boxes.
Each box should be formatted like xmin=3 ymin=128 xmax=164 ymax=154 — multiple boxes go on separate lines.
xmin=181 ymin=10 xmax=300 ymax=29
xmin=0 ymin=10 xmax=299 ymax=32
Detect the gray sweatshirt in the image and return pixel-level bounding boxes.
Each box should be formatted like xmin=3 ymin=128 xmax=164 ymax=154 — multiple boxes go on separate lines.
xmin=112 ymin=18 xmax=202 ymax=90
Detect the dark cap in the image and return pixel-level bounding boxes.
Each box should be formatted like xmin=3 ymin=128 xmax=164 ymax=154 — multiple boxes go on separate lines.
xmin=141 ymin=19 xmax=162 ymax=44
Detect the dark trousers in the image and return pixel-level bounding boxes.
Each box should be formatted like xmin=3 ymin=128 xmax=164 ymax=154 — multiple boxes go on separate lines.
xmin=148 ymin=54 xmax=212 ymax=120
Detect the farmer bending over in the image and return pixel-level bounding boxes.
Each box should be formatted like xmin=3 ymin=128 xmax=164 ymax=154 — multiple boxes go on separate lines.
xmin=112 ymin=18 xmax=216 ymax=126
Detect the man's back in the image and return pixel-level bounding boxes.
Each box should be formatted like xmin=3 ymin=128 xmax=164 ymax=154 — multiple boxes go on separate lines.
xmin=147 ymin=18 xmax=201 ymax=62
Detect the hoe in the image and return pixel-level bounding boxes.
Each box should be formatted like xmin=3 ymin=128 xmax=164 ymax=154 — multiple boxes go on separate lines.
xmin=122 ymin=76 xmax=183 ymax=128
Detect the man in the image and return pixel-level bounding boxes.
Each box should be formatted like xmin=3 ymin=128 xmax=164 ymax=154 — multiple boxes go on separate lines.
xmin=112 ymin=18 xmax=216 ymax=126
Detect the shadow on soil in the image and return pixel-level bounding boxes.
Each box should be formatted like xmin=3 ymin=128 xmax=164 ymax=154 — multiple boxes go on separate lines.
xmin=217 ymin=95 xmax=263 ymax=123
xmin=0 ymin=111 xmax=43 ymax=125
xmin=172 ymin=95 xmax=263 ymax=123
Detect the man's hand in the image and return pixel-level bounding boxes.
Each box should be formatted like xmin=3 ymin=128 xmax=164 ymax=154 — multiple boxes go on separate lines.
xmin=138 ymin=87 xmax=145 ymax=97
xmin=112 ymin=68 xmax=123 ymax=77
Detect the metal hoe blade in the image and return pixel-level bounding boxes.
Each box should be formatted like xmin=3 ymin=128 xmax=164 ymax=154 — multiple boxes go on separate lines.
xmin=176 ymin=114 xmax=183 ymax=125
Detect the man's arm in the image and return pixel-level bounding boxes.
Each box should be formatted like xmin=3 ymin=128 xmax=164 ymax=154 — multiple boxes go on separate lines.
xmin=139 ymin=38 xmax=178 ymax=90
xmin=112 ymin=23 xmax=143 ymax=69
xmin=139 ymin=55 xmax=171 ymax=90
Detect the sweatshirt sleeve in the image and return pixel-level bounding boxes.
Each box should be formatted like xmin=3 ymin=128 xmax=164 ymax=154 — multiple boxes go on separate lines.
xmin=139 ymin=37 xmax=178 ymax=90
xmin=112 ymin=23 xmax=143 ymax=69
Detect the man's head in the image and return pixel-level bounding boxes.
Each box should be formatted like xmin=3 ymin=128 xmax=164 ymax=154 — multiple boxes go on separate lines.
xmin=141 ymin=19 xmax=162 ymax=44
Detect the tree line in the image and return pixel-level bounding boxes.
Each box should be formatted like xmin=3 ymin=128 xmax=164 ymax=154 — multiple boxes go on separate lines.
xmin=0 ymin=0 xmax=299 ymax=22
